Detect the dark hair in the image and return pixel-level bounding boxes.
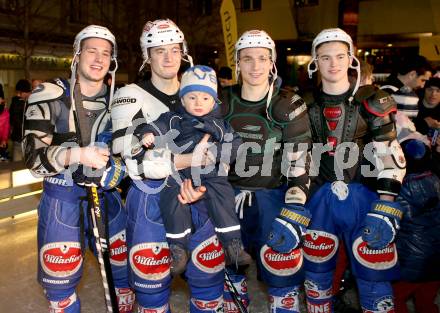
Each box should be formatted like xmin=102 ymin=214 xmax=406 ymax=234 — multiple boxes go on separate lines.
xmin=425 ymin=77 xmax=440 ymax=89
xmin=218 ymin=66 xmax=232 ymax=80
xmin=397 ymin=55 xmax=431 ymax=76
xmin=15 ymin=79 xmax=31 ymax=92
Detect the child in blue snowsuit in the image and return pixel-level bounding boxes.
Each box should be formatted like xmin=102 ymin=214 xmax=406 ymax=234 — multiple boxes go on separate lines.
xmin=138 ymin=65 xmax=252 ymax=275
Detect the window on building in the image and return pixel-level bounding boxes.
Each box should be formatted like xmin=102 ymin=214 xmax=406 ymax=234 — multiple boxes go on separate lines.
xmin=241 ymin=0 xmax=262 ymax=12
xmin=294 ymin=0 xmax=319 ymax=7
xmin=195 ymin=0 xmax=212 ymax=16
xmin=69 ymin=0 xmax=88 ymax=24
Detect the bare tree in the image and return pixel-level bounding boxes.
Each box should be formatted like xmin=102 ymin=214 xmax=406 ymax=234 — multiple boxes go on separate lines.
xmin=2 ymin=0 xmax=64 ymax=79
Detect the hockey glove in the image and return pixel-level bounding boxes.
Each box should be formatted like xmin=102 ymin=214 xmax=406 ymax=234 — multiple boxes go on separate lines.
xmin=267 ymin=205 xmax=311 ymax=253
xmin=72 ymin=156 xmax=126 ymax=190
xmin=362 ymin=200 xmax=404 ymax=249
xmin=100 ymin=156 xmax=126 ymax=190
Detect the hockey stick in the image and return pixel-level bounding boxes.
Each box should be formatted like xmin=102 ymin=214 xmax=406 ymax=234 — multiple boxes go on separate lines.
xmin=224 ymin=270 xmax=249 ymax=313
xmin=71 ymin=82 xmax=119 ymax=313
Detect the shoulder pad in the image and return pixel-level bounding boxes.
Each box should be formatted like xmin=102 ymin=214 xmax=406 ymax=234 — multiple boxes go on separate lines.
xmin=111 ymin=84 xmax=144 ymax=126
xmin=358 ymin=86 xmax=397 ymax=117
xmin=354 ymin=85 xmax=376 ymax=101
xmin=301 ymin=91 xmax=316 ymax=106
xmin=111 ymin=83 xmax=144 ymax=109
xmin=270 ymin=89 xmax=307 ymax=123
xmin=27 ymin=82 xmax=65 ymax=105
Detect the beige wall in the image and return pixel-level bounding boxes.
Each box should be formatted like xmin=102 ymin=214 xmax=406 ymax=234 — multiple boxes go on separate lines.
xmin=235 ymin=0 xmax=298 ymax=40
xmin=358 ymin=0 xmax=439 ymax=35
xmin=295 ymin=0 xmax=339 ymax=37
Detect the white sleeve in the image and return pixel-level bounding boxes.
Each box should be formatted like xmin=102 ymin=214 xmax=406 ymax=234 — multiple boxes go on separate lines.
xmin=110 ymin=84 xmax=173 ymax=180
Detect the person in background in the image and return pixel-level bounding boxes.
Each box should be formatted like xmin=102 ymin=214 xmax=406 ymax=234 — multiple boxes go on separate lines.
xmin=414 ymin=77 xmax=440 ymax=134
xmin=0 ymin=95 xmax=10 ymax=161
xmin=10 ymin=79 xmax=32 ymax=161
xmin=392 ymin=139 xmax=440 ymax=313
xmin=381 ymin=55 xmax=431 ymax=119
xmin=217 ymin=66 xmax=234 ymax=88
xmin=32 ymin=79 xmax=44 ymax=90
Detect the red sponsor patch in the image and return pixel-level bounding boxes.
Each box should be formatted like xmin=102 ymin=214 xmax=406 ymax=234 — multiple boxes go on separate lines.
xmin=323 ymin=107 xmax=342 ymax=119
xmin=110 ymin=231 xmax=127 ymax=267
xmin=306 ymin=289 xmax=320 ymax=299
xmin=281 ymin=297 xmax=295 ymax=309
xmin=40 ymin=242 xmax=82 ymax=277
xmin=129 ymin=242 xmax=170 ymax=280
xmin=303 ymin=230 xmax=338 ymax=263
xmin=192 ymin=298 xmax=221 ymax=310
xmin=192 ymin=235 xmax=224 ymax=273
xmin=158 ymin=24 xmax=169 ymax=29
xmin=352 ymin=237 xmax=397 ymax=270
xmin=58 ymin=298 xmax=71 ymax=308
xmin=260 ymin=245 xmax=302 ymax=276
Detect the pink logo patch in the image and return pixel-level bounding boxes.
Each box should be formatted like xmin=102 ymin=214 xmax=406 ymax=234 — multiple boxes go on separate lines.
xmin=110 ymin=230 xmax=127 ymax=267
xmin=158 ymin=24 xmax=169 ymax=29
xmin=192 ymin=235 xmax=224 ymax=273
xmin=352 ymin=237 xmax=397 ymax=270
xmin=40 ymin=242 xmax=82 ymax=277
xmin=129 ymin=242 xmax=170 ymax=280
xmin=260 ymin=245 xmax=302 ymax=276
xmin=303 ymin=230 xmax=338 ymax=263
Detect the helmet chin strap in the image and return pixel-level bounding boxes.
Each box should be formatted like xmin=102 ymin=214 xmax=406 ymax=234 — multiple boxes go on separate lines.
xmin=349 ymin=55 xmax=361 ymax=101
xmin=265 ymin=63 xmax=278 ymax=121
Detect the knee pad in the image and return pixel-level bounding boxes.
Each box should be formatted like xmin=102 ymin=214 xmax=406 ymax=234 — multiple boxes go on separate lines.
xmin=304 ymin=271 xmax=334 ymax=313
xmin=116 ymin=287 xmax=135 ymax=313
xmin=136 ymin=289 xmax=170 ymax=313
xmin=268 ymin=286 xmax=301 ymax=313
xmin=45 ymin=290 xmax=80 ymax=313
xmin=357 ymin=278 xmax=394 ymax=312
xmin=223 ymin=271 xmax=249 ymax=313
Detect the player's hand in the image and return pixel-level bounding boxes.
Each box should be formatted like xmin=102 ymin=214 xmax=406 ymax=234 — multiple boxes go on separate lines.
xmin=77 ymin=146 xmax=110 ymax=169
xmin=142 ymin=133 xmax=155 ymax=148
xmin=177 ymin=179 xmax=207 ymax=204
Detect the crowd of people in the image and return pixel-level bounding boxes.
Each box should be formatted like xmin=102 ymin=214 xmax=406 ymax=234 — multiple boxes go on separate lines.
xmin=0 ymin=17 xmax=436 ymax=313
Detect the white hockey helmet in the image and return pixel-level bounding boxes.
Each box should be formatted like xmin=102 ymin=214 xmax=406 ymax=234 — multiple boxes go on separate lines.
xmin=234 ymin=30 xmax=277 ymax=63
xmin=307 ymin=28 xmax=360 ymax=98
xmin=72 ymin=25 xmax=117 ymax=69
xmin=139 ymin=19 xmax=192 ymax=71
xmin=235 ymin=30 xmax=278 ymax=120
xmin=70 ymin=25 xmax=118 ymax=123
xmin=235 ymin=30 xmax=277 ymax=79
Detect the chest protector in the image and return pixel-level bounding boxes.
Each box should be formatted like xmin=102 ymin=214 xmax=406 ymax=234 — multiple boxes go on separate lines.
xmin=220 ymin=85 xmax=288 ymax=189
xmin=306 ymin=89 xmax=370 ymax=183
xmin=50 ymin=78 xmax=111 ymax=147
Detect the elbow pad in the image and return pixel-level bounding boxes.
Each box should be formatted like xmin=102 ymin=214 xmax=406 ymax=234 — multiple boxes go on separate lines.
xmin=373 ymin=139 xmax=406 ymax=196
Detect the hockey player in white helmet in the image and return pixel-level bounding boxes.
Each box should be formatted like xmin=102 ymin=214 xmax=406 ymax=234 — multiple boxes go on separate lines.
xmin=22 ymin=25 xmax=133 ymax=312
xmin=111 ymin=19 xmax=226 ymax=313
xmin=201 ymin=29 xmax=313 ymax=313
xmin=302 ymin=28 xmax=406 ymax=313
